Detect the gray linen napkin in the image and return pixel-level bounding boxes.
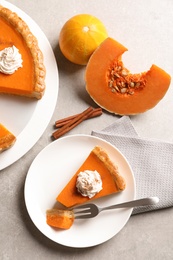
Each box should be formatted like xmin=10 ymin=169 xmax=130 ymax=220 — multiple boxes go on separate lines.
xmin=92 ymin=116 xmax=173 ymax=215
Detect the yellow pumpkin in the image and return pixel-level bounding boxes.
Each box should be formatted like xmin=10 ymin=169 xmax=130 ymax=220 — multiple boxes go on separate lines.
xmin=59 ymin=14 xmax=108 ymax=65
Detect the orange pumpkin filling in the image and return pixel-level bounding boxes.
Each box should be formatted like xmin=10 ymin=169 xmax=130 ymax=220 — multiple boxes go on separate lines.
xmin=0 ymin=5 xmax=45 ymax=99
xmin=46 ymin=209 xmax=74 ymax=229
xmin=0 ymin=123 xmax=16 ymax=152
xmin=57 ymin=146 xmax=126 ymax=208
xmin=0 ymin=16 xmax=34 ymax=95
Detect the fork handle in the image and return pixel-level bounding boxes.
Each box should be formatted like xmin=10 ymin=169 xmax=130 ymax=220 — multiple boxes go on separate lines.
xmin=100 ymin=197 xmax=159 ymax=212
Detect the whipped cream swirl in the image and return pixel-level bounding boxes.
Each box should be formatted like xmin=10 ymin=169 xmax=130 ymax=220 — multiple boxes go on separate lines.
xmin=0 ymin=45 xmax=23 ymax=74
xmin=76 ymin=170 xmax=102 ymax=198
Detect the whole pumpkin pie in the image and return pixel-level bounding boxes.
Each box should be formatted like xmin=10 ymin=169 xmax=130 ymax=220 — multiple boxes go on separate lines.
xmin=57 ymin=146 xmax=126 ymax=207
xmin=0 ymin=123 xmax=16 ymax=152
xmin=0 ymin=5 xmax=45 ymax=99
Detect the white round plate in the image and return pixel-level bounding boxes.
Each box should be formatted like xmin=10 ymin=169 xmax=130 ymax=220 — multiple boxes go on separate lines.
xmin=24 ymin=135 xmax=136 ymax=248
xmin=0 ymin=1 xmax=59 ymax=170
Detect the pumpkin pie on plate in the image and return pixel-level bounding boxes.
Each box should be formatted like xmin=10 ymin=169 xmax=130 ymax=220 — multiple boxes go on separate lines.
xmin=0 ymin=5 xmax=46 ymax=99
xmin=57 ymin=146 xmax=126 ymax=207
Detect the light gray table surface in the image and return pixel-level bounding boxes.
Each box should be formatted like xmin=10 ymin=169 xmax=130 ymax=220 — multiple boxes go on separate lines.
xmin=0 ymin=0 xmax=173 ymax=259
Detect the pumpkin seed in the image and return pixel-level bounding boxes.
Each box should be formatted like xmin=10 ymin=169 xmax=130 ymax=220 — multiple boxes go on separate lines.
xmin=121 ymin=70 xmax=128 ymax=76
xmin=115 ymin=86 xmax=120 ymax=92
xmin=130 ymin=82 xmax=135 ymax=88
xmin=108 ymin=61 xmax=145 ymax=95
xmin=120 ymin=88 xmax=127 ymax=93
xmin=114 ymin=73 xmax=120 ymax=78
xmin=135 ymin=82 xmax=141 ymax=88
xmin=109 ymin=81 xmax=113 ymax=87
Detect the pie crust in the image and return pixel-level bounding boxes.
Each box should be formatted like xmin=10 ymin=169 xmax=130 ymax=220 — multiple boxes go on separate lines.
xmin=0 ymin=123 xmax=16 ymax=152
xmin=0 ymin=5 xmax=46 ymax=99
xmin=57 ymin=146 xmax=126 ymax=207
xmin=92 ymin=146 xmax=126 ymax=191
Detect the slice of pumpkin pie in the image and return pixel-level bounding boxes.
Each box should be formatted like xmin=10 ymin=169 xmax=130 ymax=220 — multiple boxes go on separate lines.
xmin=0 ymin=123 xmax=16 ymax=152
xmin=0 ymin=5 xmax=45 ymax=99
xmin=57 ymin=146 xmax=126 ymax=207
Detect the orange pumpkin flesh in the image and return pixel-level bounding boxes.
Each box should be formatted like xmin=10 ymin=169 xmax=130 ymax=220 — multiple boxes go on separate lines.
xmin=85 ymin=37 xmax=171 ymax=115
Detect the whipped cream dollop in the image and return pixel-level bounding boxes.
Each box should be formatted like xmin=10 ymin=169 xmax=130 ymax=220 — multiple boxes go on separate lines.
xmin=76 ymin=170 xmax=103 ymax=198
xmin=0 ymin=45 xmax=23 ymax=74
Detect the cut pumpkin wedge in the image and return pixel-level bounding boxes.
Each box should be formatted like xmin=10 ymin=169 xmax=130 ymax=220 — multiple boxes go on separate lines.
xmin=85 ymin=37 xmax=171 ymax=115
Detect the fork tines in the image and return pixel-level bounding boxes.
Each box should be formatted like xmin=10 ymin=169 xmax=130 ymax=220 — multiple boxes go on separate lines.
xmin=72 ymin=204 xmax=95 ymax=219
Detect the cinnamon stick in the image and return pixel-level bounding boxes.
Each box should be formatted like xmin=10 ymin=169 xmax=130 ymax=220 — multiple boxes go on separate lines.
xmin=55 ymin=107 xmax=102 ymax=128
xmin=55 ymin=112 xmax=81 ymax=128
xmin=52 ymin=107 xmax=94 ymax=139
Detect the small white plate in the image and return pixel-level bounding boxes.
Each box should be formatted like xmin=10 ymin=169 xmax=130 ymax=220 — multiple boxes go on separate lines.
xmin=24 ymin=135 xmax=136 ymax=248
xmin=0 ymin=1 xmax=59 ymax=170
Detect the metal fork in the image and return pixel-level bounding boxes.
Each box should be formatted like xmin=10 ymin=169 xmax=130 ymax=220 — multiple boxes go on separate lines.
xmin=73 ymin=197 xmax=159 ymax=219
